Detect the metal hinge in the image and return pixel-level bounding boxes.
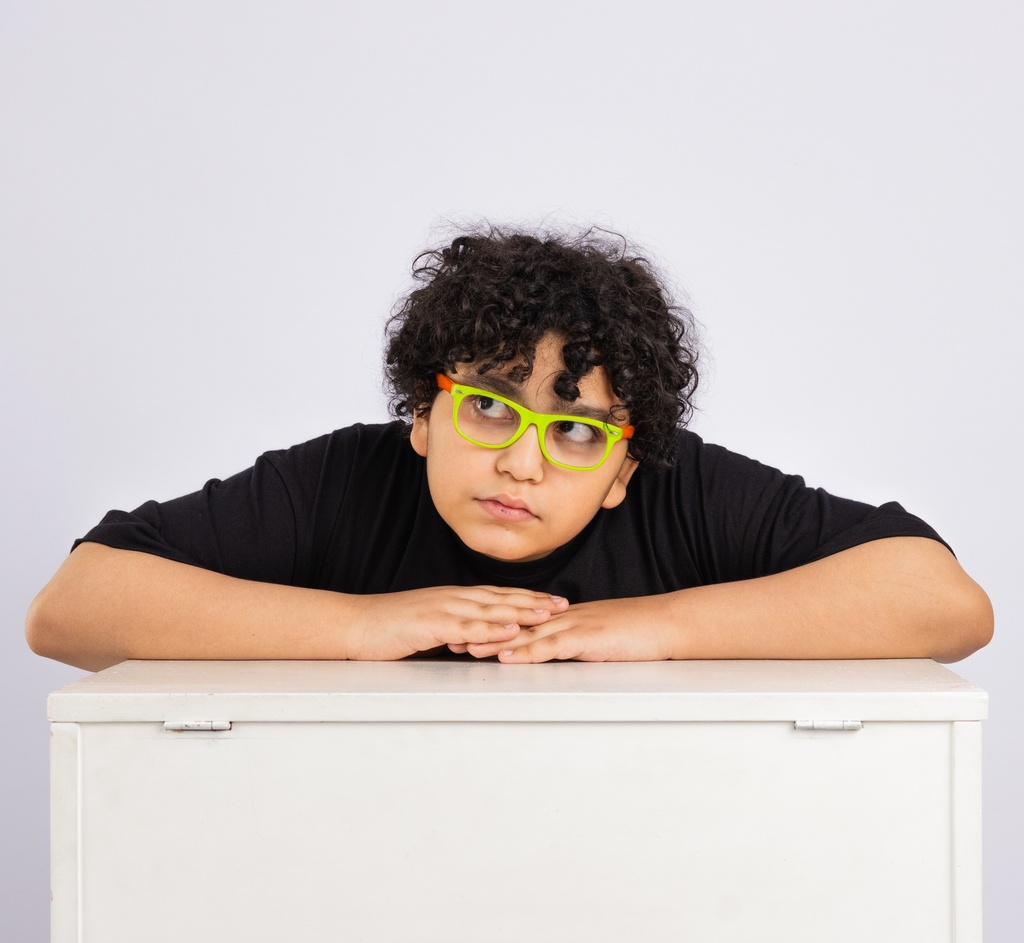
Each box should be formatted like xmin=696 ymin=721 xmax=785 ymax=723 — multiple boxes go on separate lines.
xmin=163 ymin=721 xmax=232 ymax=732
xmin=794 ymin=719 xmax=863 ymax=731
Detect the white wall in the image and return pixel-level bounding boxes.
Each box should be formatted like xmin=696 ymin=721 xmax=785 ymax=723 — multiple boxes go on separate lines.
xmin=2 ymin=2 xmax=1020 ymax=938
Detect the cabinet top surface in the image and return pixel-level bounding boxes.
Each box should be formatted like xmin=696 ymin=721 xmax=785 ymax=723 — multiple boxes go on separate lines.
xmin=48 ymin=659 xmax=987 ymax=723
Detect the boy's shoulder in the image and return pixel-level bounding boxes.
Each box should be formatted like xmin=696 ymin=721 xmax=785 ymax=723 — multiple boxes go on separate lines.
xmin=640 ymin=427 xmax=792 ymax=489
xmin=256 ymin=420 xmax=421 ymax=498
xmin=262 ymin=421 xmax=412 ymax=466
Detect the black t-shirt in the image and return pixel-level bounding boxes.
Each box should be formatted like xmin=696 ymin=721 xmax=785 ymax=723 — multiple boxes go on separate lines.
xmin=76 ymin=422 xmax=946 ymax=603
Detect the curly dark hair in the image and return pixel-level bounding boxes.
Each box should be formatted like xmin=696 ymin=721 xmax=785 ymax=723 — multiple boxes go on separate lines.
xmin=384 ymin=226 xmax=699 ymax=467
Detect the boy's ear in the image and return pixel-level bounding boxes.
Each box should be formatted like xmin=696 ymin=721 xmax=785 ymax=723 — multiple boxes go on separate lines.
xmin=600 ymin=456 xmax=639 ymax=510
xmin=410 ymin=414 xmax=429 ymax=457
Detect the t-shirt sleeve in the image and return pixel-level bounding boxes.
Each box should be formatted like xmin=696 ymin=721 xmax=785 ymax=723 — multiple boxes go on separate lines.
xmin=673 ymin=433 xmax=950 ymax=584
xmin=73 ymin=432 xmax=338 ymax=586
xmin=751 ymin=476 xmax=948 ymax=572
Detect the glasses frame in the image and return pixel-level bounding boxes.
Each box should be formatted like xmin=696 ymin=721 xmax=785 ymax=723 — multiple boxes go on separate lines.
xmin=436 ymin=374 xmax=634 ymax=472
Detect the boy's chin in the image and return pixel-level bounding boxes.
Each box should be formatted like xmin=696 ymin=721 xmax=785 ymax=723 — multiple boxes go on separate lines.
xmin=462 ymin=534 xmax=556 ymax=564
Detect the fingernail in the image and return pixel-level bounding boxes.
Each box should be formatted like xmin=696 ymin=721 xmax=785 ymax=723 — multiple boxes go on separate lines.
xmin=504 ymin=624 xmax=516 ymax=630
xmin=501 ymin=650 xmax=514 ymax=657
xmin=550 ymin=595 xmax=565 ymax=603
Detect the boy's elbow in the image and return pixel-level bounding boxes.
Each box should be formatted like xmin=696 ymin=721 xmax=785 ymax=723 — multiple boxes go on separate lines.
xmin=930 ymin=575 xmax=994 ymax=663
xmin=25 ymin=570 xmax=112 ymax=671
xmin=26 ymin=584 xmax=64 ymax=661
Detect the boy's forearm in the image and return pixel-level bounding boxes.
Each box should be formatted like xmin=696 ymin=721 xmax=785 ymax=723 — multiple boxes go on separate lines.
xmin=26 ymin=543 xmax=361 ymax=671
xmin=664 ymin=537 xmax=993 ymax=663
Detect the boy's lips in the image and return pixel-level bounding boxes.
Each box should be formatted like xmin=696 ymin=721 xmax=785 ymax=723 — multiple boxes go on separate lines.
xmin=476 ymin=495 xmax=537 ymax=523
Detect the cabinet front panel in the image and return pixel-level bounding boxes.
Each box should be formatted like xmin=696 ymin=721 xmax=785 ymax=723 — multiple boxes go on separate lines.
xmin=77 ymin=721 xmax=954 ymax=943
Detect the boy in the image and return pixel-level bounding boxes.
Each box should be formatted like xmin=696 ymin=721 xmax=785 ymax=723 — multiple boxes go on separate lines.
xmin=26 ymin=228 xmax=993 ymax=671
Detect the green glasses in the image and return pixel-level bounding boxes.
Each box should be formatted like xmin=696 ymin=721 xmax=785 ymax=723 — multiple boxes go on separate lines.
xmin=436 ymin=374 xmax=634 ymax=471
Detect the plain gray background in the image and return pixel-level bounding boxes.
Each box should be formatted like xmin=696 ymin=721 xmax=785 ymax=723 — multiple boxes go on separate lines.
xmin=2 ymin=2 xmax=1020 ymax=939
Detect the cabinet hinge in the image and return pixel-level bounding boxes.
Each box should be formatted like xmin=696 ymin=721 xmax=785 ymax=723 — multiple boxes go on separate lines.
xmin=794 ymin=719 xmax=862 ymax=731
xmin=163 ymin=721 xmax=232 ymax=732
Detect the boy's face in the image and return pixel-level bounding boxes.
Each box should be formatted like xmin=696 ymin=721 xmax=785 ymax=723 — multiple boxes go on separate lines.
xmin=410 ymin=333 xmax=637 ymax=562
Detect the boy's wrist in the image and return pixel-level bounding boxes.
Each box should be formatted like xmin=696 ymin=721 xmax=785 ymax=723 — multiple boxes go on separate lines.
xmin=658 ymin=589 xmax=696 ymax=661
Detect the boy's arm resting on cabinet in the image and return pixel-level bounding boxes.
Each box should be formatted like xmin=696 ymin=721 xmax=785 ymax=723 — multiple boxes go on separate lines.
xmin=25 ymin=542 xmax=360 ymax=670
xmin=24 ymin=542 xmax=565 ymax=671
xmin=468 ymin=537 xmax=994 ymax=665
xmin=659 ymin=535 xmax=994 ymax=663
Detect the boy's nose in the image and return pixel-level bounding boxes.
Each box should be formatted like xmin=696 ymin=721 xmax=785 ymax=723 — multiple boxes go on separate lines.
xmin=494 ymin=424 xmax=546 ymax=481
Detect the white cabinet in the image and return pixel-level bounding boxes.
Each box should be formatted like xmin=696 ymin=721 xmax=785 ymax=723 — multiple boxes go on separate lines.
xmin=49 ymin=659 xmax=986 ymax=942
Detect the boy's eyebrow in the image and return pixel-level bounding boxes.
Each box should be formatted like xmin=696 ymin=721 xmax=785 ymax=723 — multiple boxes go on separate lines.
xmin=460 ymin=372 xmax=621 ymax=423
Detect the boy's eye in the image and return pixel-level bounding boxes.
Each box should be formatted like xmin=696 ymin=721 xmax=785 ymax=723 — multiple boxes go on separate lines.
xmin=551 ymin=419 xmax=606 ymax=448
xmin=466 ymin=394 xmax=517 ymax=422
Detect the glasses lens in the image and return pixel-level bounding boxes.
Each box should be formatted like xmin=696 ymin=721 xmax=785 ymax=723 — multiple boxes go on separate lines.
xmin=544 ymin=419 xmax=610 ymax=469
xmin=455 ymin=390 xmax=614 ymax=469
xmin=456 ymin=393 xmax=524 ymax=446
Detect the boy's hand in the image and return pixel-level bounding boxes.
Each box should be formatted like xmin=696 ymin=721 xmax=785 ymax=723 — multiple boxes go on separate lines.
xmin=349 ymin=586 xmax=568 ymax=660
xmin=458 ymin=596 xmax=673 ymax=663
